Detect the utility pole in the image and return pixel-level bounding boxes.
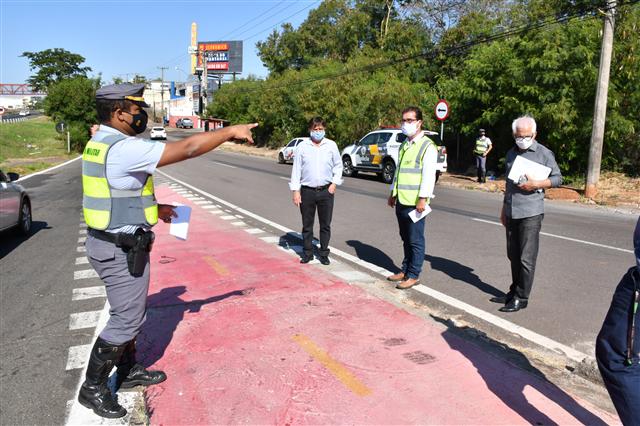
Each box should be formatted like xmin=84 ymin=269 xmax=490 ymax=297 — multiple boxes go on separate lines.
xmin=202 ymin=50 xmax=208 ymax=115
xmin=585 ymin=0 xmax=616 ymax=199
xmin=158 ymin=66 xmax=168 ymax=124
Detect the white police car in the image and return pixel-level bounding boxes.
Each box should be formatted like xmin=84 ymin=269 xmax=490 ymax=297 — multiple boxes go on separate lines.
xmin=341 ymin=128 xmax=447 ymax=184
xmin=277 ymin=137 xmax=310 ymax=164
xmin=150 ymin=127 xmax=167 ymax=140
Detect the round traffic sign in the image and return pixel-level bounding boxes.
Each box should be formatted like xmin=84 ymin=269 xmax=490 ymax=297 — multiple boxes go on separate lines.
xmin=435 ymin=99 xmax=449 ymax=121
xmin=55 ymin=122 xmax=66 ymax=134
xmin=0 ymin=107 xmax=5 ymax=116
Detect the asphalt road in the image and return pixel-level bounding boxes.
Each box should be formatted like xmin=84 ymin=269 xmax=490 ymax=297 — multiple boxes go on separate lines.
xmin=161 ymin=130 xmax=637 ymax=356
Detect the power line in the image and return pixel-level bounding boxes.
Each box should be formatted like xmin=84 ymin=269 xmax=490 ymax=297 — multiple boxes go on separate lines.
xmin=226 ymin=0 xmax=638 ymax=94
xmin=242 ymin=0 xmax=321 ymax=41
xmin=220 ymin=0 xmax=290 ymax=40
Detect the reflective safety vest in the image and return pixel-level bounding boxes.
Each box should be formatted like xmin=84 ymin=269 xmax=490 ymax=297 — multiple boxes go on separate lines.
xmin=82 ymin=133 xmax=158 ymax=230
xmin=474 ymin=137 xmax=490 ymax=155
xmin=392 ymin=134 xmax=434 ymax=206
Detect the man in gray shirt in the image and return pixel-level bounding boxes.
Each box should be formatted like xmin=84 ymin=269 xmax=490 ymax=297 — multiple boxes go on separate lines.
xmin=491 ymin=115 xmax=562 ymax=312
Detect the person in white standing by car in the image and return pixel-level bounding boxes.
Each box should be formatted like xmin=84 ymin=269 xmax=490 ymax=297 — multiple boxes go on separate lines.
xmin=290 ymin=117 xmax=343 ymax=265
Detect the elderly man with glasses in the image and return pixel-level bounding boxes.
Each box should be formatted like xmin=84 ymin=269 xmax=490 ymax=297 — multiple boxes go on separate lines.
xmin=491 ymin=115 xmax=562 ymax=312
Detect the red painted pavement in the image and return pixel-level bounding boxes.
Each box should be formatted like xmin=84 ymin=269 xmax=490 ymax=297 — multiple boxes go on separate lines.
xmin=136 ymin=184 xmax=618 ymax=425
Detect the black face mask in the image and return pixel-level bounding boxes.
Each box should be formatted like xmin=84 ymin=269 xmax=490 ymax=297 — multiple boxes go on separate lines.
xmin=122 ymin=110 xmax=148 ymax=134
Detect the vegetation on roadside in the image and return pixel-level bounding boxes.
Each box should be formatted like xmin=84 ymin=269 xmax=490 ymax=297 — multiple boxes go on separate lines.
xmin=207 ymin=0 xmax=639 ymax=178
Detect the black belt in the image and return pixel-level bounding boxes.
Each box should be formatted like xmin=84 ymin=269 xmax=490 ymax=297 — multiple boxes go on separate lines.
xmin=88 ymin=228 xmax=119 ymax=244
xmin=301 ymin=184 xmax=330 ymax=191
xmin=88 ymin=228 xmax=147 ymax=247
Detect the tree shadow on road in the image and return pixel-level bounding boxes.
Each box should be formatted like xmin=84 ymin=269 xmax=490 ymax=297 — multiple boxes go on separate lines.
xmin=425 ymin=254 xmax=505 ymax=298
xmin=435 ymin=316 xmax=608 ymax=425
xmin=346 ymin=240 xmax=401 ymax=273
xmin=137 ymin=285 xmax=254 ymax=367
xmin=0 ymin=221 xmax=50 ymax=260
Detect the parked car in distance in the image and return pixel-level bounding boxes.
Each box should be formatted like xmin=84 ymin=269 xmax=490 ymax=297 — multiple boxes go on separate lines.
xmin=278 ymin=137 xmax=310 ymax=164
xmin=0 ymin=169 xmax=32 ymax=235
xmin=150 ymin=127 xmax=167 ymax=140
xmin=19 ymin=110 xmax=30 ymax=116
xmin=341 ymin=128 xmax=447 ymax=184
xmin=176 ymin=118 xmax=193 ymax=129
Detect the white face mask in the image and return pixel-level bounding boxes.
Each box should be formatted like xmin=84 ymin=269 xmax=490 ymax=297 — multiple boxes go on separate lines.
xmin=515 ymin=136 xmax=534 ymax=150
xmin=401 ymin=122 xmax=419 ymax=137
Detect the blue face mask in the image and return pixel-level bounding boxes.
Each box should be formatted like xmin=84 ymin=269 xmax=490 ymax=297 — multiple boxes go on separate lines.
xmin=310 ymin=130 xmax=325 ymax=142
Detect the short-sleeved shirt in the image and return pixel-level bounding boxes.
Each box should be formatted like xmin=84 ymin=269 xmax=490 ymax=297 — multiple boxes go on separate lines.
xmin=96 ymin=125 xmax=165 ymax=233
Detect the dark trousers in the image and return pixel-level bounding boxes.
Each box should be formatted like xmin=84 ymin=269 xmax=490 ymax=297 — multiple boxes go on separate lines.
xmin=300 ymin=186 xmax=334 ymax=257
xmin=396 ymin=203 xmax=426 ymax=279
xmin=596 ymin=267 xmax=640 ymax=426
xmin=475 ymin=155 xmax=486 ymax=179
xmin=506 ymin=214 xmax=543 ymax=299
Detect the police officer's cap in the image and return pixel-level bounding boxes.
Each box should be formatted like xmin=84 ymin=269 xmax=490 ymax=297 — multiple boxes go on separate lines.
xmin=96 ymin=83 xmax=149 ymax=107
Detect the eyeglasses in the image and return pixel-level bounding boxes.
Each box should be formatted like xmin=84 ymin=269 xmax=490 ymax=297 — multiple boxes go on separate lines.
xmin=401 ymin=118 xmax=419 ymax=123
xmin=514 ymin=136 xmax=534 ymax=143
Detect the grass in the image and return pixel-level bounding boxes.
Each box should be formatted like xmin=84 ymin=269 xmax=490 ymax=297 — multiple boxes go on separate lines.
xmin=0 ymin=116 xmax=77 ymax=175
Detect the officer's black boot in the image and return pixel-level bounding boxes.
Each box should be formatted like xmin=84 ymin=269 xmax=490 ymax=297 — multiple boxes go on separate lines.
xmin=477 ymin=169 xmax=482 ymax=183
xmin=116 ymin=339 xmax=167 ymax=389
xmin=78 ymin=337 xmax=127 ymax=418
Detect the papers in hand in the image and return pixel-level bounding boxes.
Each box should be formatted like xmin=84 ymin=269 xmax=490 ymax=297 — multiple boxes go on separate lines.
xmin=409 ymin=205 xmax=432 ymax=223
xmin=169 ymin=204 xmax=191 ymax=240
xmin=507 ymin=155 xmax=552 ymax=184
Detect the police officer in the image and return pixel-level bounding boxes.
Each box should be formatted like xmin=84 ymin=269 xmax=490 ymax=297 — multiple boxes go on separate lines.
xmin=473 ymin=128 xmax=492 ymax=183
xmin=596 ymin=217 xmax=640 ymax=425
xmin=80 ymin=83 xmax=257 ymax=418
xmin=387 ymin=106 xmax=438 ymax=290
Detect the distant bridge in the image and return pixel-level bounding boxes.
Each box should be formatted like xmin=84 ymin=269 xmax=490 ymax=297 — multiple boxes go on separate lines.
xmin=0 ymin=84 xmax=46 ymax=96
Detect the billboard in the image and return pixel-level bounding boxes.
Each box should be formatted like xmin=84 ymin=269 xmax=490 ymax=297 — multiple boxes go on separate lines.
xmin=197 ymin=41 xmax=242 ymax=74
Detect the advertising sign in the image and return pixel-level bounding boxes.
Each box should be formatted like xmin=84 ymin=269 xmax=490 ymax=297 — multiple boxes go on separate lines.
xmin=197 ymin=40 xmax=243 ymax=74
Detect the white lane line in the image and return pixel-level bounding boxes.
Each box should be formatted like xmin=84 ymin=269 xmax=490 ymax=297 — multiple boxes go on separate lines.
xmin=212 ymin=161 xmax=237 ymax=169
xmin=76 ymin=246 xmax=86 ymax=253
xmin=231 ymin=221 xmax=244 ymax=226
xmin=245 ymin=228 xmax=264 ymax=234
xmin=66 ymin=344 xmax=91 ymax=370
xmin=74 ymin=270 xmax=98 ymax=280
xmin=78 ymin=236 xmax=86 ymax=243
xmin=16 ymin=156 xmax=81 ymax=182
xmin=72 ymin=286 xmax=105 ymax=300
xmin=221 ymin=215 xmax=235 ymax=220
xmin=69 ymin=311 xmax=101 ymax=330
xmin=75 ymin=257 xmax=89 ymax=265
xmin=158 ymin=170 xmax=592 ymax=363
xmin=472 ymin=218 xmax=633 ymax=254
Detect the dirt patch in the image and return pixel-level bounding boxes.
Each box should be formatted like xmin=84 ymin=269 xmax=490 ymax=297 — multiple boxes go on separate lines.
xmin=216 ymin=141 xmax=280 ymax=160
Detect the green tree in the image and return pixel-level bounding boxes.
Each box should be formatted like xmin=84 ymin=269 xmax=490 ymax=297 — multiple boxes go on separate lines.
xmin=132 ymin=74 xmax=147 ymax=84
xmin=21 ymin=48 xmax=92 ymax=92
xmin=44 ymin=77 xmax=99 ymax=151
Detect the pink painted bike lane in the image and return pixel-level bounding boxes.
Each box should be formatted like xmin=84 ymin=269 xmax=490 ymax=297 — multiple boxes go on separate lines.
xmin=137 ymin=184 xmax=618 ymax=425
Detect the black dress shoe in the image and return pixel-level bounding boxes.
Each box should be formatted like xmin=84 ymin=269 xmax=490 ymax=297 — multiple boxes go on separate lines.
xmin=118 ymin=364 xmax=167 ymax=389
xmin=490 ymin=292 xmax=514 ymax=304
xmin=300 ymin=255 xmax=313 ymax=264
xmin=319 ymin=256 xmax=330 ymax=265
xmin=499 ymin=297 xmax=528 ymax=312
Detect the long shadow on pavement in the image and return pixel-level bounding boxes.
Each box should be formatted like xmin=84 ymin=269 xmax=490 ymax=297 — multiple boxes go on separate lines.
xmin=346 ymin=240 xmax=401 ymax=273
xmin=436 ymin=316 xmax=608 ymax=425
xmin=137 ymin=285 xmax=253 ymax=367
xmin=0 ymin=221 xmax=50 ymax=260
xmin=425 ymin=254 xmax=505 ymax=298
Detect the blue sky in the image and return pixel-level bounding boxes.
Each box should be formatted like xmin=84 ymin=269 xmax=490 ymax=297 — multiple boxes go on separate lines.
xmin=1 ymin=0 xmax=319 ymax=85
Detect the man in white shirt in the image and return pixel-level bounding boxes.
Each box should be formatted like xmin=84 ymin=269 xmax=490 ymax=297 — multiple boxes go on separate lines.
xmin=387 ymin=107 xmax=438 ymax=289
xmin=289 ymin=117 xmax=343 ymax=265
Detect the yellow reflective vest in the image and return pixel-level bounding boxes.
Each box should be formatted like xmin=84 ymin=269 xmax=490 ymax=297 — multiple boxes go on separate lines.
xmin=474 ymin=137 xmax=490 ymax=155
xmin=82 ymin=133 xmax=158 ymax=230
xmin=392 ymin=134 xmax=435 ymax=206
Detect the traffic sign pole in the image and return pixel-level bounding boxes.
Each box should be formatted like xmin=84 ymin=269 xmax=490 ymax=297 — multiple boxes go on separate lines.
xmin=434 ymin=99 xmax=450 ymax=144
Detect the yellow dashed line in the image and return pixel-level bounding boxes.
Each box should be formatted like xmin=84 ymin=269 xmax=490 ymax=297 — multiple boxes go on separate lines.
xmin=203 ymin=256 xmax=228 ymax=275
xmin=292 ymin=334 xmax=372 ymax=397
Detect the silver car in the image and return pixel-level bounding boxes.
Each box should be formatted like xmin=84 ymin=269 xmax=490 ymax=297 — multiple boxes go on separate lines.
xmin=0 ymin=170 xmax=32 ymax=235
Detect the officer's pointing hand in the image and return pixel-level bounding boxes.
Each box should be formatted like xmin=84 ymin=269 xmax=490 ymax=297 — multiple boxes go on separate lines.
xmin=232 ymin=123 xmax=259 ymax=145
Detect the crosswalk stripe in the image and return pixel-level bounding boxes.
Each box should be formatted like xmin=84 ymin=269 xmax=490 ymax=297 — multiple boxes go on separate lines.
xmin=76 ymin=246 xmax=86 ymax=253
xmin=69 ymin=311 xmax=101 ymax=330
xmin=72 ymin=286 xmax=105 ymax=300
xmin=75 ymin=257 xmax=89 ymax=265
xmin=231 ymin=221 xmax=244 ymax=226
xmin=78 ymin=229 xmax=87 ymax=235
xmin=221 ymin=215 xmax=235 ymax=220
xmin=78 ymin=236 xmax=86 ymax=243
xmin=66 ymin=344 xmax=92 ymax=370
xmin=245 ymin=228 xmax=264 ymax=234
xmin=74 ymin=270 xmax=98 ymax=280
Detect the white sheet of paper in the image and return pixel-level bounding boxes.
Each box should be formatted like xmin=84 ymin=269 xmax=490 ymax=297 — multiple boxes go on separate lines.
xmin=409 ymin=205 xmax=432 ymax=223
xmin=507 ymin=155 xmax=552 ymax=184
xmin=169 ymin=205 xmax=191 ymax=240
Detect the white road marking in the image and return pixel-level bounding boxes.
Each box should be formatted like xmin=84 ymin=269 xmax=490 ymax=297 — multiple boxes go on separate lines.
xmin=245 ymin=228 xmax=264 ymax=234
xmin=79 ymin=223 xmax=87 ymax=229
xmin=235 ymin=215 xmax=244 ymax=219
xmin=66 ymin=344 xmax=92 ymax=370
xmin=193 ymin=200 xmax=211 ymax=205
xmin=231 ymin=221 xmax=244 ymax=226
xmin=16 ymin=156 xmax=81 ymax=182
xmin=332 ymin=270 xmax=373 ymax=282
xmin=66 ymin=392 xmax=136 ymax=425
xmin=213 ymin=161 xmax=237 ymax=169
xmin=78 ymin=229 xmax=87 ymax=235
xmin=202 ymin=205 xmax=218 ymax=209
xmin=74 ymin=270 xmax=98 ymax=280
xmin=158 ymin=170 xmax=593 ymax=363
xmin=76 ymin=246 xmax=86 ymax=253
xmin=69 ymin=311 xmax=101 ymax=330
xmin=72 ymin=286 xmax=106 ymax=300
xmin=279 ymin=176 xmax=289 ymax=180
xmin=221 ymin=215 xmax=235 ymax=220
xmin=75 ymin=257 xmax=89 ymax=265
xmin=210 ymin=210 xmax=223 ymax=215
xmin=472 ymin=218 xmax=633 ymax=253
xmin=78 ymin=236 xmax=86 ymax=243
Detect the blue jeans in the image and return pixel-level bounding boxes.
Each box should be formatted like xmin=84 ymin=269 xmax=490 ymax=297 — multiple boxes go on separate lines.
xmin=396 ymin=203 xmax=426 ymax=279
xmin=596 ymin=267 xmax=640 ymax=425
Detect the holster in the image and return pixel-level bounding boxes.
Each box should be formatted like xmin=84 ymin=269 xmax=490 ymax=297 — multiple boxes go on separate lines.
xmin=115 ymin=230 xmax=155 ymax=277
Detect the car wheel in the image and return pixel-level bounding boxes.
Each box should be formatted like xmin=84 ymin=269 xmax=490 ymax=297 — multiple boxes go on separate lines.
xmin=278 ymin=153 xmax=285 ymax=164
xmin=381 ymin=160 xmax=396 ymax=184
xmin=18 ymin=197 xmax=32 ymax=235
xmin=342 ymin=156 xmax=358 ymax=177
